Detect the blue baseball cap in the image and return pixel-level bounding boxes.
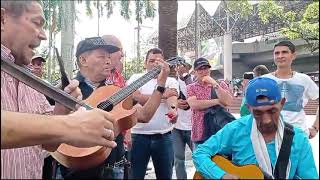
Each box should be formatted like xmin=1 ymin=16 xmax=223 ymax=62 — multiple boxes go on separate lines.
xmin=245 ymin=77 xmax=281 ymax=107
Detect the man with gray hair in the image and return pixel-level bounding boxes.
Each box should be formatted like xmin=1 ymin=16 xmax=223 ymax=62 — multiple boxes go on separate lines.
xmin=0 ymin=1 xmax=97 ymax=179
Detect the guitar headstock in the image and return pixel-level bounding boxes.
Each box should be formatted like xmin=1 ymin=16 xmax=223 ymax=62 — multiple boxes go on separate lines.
xmin=166 ymin=56 xmax=185 ymax=68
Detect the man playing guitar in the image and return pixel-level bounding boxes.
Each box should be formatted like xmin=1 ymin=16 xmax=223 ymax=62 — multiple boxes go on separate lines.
xmin=193 ymin=77 xmax=318 ymax=179
xmin=54 ymin=37 xmax=175 ymax=179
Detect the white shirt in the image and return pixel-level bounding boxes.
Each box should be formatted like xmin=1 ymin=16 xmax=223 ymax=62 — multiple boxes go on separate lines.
xmin=264 ymin=72 xmax=319 ymax=134
xmin=175 ymin=78 xmax=192 ymax=131
xmin=127 ymin=73 xmax=179 ymax=134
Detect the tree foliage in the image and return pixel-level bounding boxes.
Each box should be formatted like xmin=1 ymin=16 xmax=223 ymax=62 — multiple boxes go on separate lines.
xmin=81 ymin=0 xmax=156 ymax=23
xmin=225 ymin=0 xmax=253 ymax=20
xmin=40 ymin=0 xmax=156 ymax=82
xmin=258 ymin=1 xmax=319 ymax=52
xmin=122 ymin=58 xmax=145 ymax=80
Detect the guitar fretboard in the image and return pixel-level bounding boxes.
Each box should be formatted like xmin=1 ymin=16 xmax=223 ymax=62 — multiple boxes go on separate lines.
xmin=97 ymin=66 xmax=161 ymax=111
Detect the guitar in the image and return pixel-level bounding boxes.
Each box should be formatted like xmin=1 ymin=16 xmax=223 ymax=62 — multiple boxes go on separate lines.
xmin=1 ymin=57 xmax=181 ymax=170
xmin=193 ymin=155 xmax=267 ymax=179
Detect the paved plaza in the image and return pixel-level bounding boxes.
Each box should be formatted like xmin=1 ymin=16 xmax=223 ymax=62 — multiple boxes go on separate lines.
xmin=145 ymin=114 xmax=319 ymax=179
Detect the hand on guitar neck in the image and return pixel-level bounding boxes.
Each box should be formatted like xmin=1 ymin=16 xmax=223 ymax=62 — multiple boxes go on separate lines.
xmin=53 ymin=79 xmax=82 ymax=115
xmin=53 ymin=47 xmax=82 ymax=115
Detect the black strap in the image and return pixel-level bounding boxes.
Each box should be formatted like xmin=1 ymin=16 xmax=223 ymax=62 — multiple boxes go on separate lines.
xmin=274 ymin=122 xmax=295 ymax=179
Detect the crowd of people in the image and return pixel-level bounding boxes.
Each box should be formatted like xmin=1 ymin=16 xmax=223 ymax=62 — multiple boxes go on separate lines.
xmin=1 ymin=1 xmax=319 ymax=179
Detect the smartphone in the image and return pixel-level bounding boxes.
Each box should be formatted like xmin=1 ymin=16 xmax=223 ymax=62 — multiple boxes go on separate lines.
xmin=243 ymin=72 xmax=254 ymax=80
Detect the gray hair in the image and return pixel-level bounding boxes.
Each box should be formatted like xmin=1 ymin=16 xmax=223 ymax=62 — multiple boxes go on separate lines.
xmin=1 ymin=0 xmax=42 ymax=17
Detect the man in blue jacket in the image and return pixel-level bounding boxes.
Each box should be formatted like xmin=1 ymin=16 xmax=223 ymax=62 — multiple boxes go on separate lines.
xmin=193 ymin=77 xmax=318 ymax=179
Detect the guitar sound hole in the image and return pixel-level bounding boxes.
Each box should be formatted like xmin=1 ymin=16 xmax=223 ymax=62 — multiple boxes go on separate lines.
xmin=97 ymin=101 xmax=113 ymax=112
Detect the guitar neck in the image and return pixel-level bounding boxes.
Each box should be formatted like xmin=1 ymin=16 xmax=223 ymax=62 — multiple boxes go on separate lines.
xmin=1 ymin=59 xmax=91 ymax=110
xmin=98 ymin=66 xmax=161 ymax=111
xmin=55 ymin=47 xmax=70 ymax=89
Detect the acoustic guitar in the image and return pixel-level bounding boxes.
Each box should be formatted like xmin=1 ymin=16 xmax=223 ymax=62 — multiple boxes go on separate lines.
xmin=193 ymin=155 xmax=266 ymax=179
xmin=1 ymin=56 xmax=180 ymax=170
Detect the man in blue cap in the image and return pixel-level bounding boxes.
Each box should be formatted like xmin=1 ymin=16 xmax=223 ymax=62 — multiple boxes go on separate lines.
xmin=193 ymin=77 xmax=318 ymax=179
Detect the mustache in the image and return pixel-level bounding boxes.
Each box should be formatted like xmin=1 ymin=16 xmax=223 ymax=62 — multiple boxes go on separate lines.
xmin=257 ymin=121 xmax=278 ymax=134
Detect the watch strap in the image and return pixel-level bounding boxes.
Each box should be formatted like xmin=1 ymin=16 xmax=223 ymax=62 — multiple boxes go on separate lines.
xmin=156 ymin=85 xmax=165 ymax=94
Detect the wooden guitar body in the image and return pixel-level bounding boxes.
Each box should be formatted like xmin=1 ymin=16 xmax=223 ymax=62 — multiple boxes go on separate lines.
xmin=193 ymin=155 xmax=264 ymax=179
xmin=51 ymin=85 xmax=137 ymax=170
xmin=2 ymin=51 xmax=181 ymax=170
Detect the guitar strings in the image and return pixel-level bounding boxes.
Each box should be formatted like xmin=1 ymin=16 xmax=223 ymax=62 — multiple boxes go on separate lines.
xmin=98 ymin=66 xmax=161 ymax=110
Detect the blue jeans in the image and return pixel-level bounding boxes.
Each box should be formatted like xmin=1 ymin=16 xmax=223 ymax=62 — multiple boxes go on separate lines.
xmin=130 ymin=132 xmax=174 ymax=179
xmin=55 ymin=164 xmax=124 ymax=179
xmin=172 ymin=128 xmax=193 ymax=179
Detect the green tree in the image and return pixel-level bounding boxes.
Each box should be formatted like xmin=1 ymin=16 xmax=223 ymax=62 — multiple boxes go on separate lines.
xmin=60 ymin=1 xmax=76 ymax=78
xmin=223 ymin=1 xmax=318 ymax=52
xmin=123 ymin=58 xmax=145 ymax=80
xmin=82 ymin=0 xmax=156 ymax=68
xmin=41 ymin=0 xmax=156 ymax=82
xmin=258 ymin=1 xmax=319 ymax=52
xmin=42 ymin=0 xmax=62 ymax=82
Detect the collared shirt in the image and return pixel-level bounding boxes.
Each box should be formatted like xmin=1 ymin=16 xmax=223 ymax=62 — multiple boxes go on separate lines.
xmin=1 ymin=44 xmax=54 ymax=179
xmin=187 ymin=80 xmax=230 ymax=141
xmin=106 ymin=69 xmax=126 ymax=87
xmin=192 ymin=115 xmax=319 ymax=179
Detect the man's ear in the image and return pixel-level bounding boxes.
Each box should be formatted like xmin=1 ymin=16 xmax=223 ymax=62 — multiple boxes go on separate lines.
xmin=79 ymin=55 xmax=88 ymax=67
xmin=292 ymin=52 xmax=297 ymax=61
xmin=144 ymin=60 xmax=147 ymax=69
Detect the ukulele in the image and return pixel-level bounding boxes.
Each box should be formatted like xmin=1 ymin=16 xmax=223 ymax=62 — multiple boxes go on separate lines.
xmin=193 ymin=155 xmax=271 ymax=179
xmin=1 ymin=56 xmax=180 ymax=170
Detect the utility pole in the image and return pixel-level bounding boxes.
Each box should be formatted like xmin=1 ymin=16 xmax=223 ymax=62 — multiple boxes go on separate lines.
xmin=137 ymin=20 xmax=141 ymax=67
xmin=97 ymin=2 xmax=100 ymax=36
xmin=194 ymin=1 xmax=200 ymax=60
xmin=223 ymin=13 xmax=232 ymax=82
xmin=136 ymin=1 xmax=141 ymax=73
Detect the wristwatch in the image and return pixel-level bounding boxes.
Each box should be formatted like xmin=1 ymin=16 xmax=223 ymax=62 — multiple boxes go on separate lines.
xmin=155 ymin=85 xmax=165 ymax=94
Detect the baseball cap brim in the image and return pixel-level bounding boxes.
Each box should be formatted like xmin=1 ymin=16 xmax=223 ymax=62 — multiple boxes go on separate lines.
xmin=32 ymin=55 xmax=46 ymax=62
xmin=90 ymin=44 xmax=120 ymax=54
xmin=245 ymin=77 xmax=281 ymax=107
xmin=195 ymin=64 xmax=211 ymax=70
xmin=76 ymin=44 xmax=120 ymax=58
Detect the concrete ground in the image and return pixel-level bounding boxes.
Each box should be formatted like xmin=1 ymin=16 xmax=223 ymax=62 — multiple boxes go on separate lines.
xmin=145 ymin=114 xmax=319 ymax=179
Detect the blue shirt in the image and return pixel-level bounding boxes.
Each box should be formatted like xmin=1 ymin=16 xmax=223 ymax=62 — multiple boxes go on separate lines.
xmin=192 ymin=115 xmax=318 ymax=179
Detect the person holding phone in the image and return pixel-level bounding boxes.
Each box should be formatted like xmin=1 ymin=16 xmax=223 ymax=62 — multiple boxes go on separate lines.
xmin=240 ymin=65 xmax=270 ymax=117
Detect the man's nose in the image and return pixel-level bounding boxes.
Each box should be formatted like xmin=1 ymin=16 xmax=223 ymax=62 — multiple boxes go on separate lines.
xmin=39 ymin=28 xmax=47 ymax=40
xmin=105 ymin=57 xmax=111 ymax=64
xmin=261 ymin=113 xmax=272 ymax=123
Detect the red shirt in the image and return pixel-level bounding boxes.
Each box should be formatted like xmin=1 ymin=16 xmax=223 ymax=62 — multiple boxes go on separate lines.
xmin=187 ymin=80 xmax=230 ymax=141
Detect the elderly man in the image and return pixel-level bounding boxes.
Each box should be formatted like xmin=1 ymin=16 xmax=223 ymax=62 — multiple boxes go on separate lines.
xmin=193 ymin=77 xmax=318 ymax=179
xmin=55 ymin=37 xmax=172 ymax=179
xmin=101 ymin=35 xmax=125 ymax=87
xmin=1 ymin=1 xmax=116 ymax=179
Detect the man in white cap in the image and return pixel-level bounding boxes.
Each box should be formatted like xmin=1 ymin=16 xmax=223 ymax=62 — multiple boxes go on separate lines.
xmin=30 ymin=54 xmax=46 ymax=78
